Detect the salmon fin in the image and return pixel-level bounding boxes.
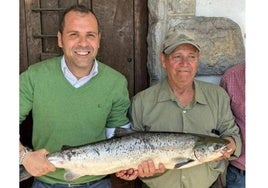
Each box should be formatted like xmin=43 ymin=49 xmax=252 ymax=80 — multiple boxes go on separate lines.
xmin=64 ymin=170 xmax=83 ymax=181
xmin=173 ymin=158 xmax=195 ymax=169
xmin=113 ymin=127 xmax=137 ymax=138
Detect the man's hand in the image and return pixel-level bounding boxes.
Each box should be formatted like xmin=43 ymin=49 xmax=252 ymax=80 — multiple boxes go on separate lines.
xmin=115 ymin=159 xmax=166 ymax=181
xmin=214 ymin=136 xmax=236 ymax=161
xmin=115 ymin=168 xmax=139 ymax=181
xmin=22 ymin=149 xmax=56 ymax=177
xmin=137 ymin=159 xmax=165 ymax=178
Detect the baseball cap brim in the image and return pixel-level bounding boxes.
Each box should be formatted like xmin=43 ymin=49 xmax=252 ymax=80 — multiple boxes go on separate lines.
xmin=162 ymin=33 xmax=201 ymax=54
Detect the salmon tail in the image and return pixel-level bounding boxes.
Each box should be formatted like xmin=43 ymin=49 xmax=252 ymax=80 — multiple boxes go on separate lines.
xmin=20 ymin=165 xmax=32 ymax=182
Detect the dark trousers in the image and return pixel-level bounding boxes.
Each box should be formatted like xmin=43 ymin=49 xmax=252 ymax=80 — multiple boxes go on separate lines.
xmin=226 ymin=164 xmax=245 ymax=188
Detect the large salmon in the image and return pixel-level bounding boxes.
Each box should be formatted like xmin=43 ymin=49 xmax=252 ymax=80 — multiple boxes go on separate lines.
xmin=20 ymin=130 xmax=229 ymax=182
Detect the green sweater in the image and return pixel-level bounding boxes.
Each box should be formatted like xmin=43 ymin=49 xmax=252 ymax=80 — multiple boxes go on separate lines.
xmin=20 ymin=56 xmax=130 ymax=184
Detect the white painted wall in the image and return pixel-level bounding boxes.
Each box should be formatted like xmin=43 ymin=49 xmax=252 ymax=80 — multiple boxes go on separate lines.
xmin=194 ymin=0 xmax=245 ymax=84
xmin=196 ymin=0 xmax=245 ymax=41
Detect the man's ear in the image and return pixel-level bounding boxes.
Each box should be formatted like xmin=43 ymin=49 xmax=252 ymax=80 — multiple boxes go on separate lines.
xmin=97 ymin=32 xmax=101 ymax=49
xmin=57 ymin=31 xmax=63 ymax=48
xmin=160 ymin=53 xmax=166 ymax=69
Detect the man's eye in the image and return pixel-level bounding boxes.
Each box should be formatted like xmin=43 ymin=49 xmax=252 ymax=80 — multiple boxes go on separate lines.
xmin=87 ymin=34 xmax=97 ymax=38
xmin=69 ymin=33 xmax=77 ymax=37
xmin=173 ymin=56 xmax=182 ymax=60
xmin=189 ymin=56 xmax=196 ymax=59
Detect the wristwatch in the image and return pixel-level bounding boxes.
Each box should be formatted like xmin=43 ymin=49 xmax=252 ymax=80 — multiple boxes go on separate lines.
xmin=19 ymin=147 xmax=32 ymax=165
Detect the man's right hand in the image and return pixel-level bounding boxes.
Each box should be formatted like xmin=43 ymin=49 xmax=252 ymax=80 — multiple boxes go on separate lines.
xmin=22 ymin=149 xmax=56 ymax=177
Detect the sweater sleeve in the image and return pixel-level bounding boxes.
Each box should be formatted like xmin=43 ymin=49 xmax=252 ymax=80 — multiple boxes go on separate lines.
xmin=106 ymin=76 xmax=130 ymax=128
xmin=19 ymin=69 xmax=34 ymax=124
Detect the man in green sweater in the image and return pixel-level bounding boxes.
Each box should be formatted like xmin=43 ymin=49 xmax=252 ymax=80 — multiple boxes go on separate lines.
xmin=19 ymin=4 xmax=131 ymax=188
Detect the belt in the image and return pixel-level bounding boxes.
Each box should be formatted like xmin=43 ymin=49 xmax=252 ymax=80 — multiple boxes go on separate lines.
xmin=34 ymin=176 xmax=109 ymax=187
xmin=66 ymin=179 xmax=104 ymax=187
xmin=230 ymin=164 xmax=245 ymax=175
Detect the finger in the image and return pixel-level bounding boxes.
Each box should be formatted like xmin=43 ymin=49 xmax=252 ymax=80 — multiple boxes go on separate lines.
xmin=40 ymin=149 xmax=49 ymax=156
xmin=32 ymin=167 xmax=48 ymax=177
xmin=147 ymin=160 xmax=156 ymax=171
xmin=141 ymin=160 xmax=150 ymax=175
xmin=120 ymin=170 xmax=138 ymax=181
xmin=147 ymin=160 xmax=156 ymax=176
xmin=115 ymin=170 xmax=126 ymax=177
xmin=222 ymin=146 xmax=232 ymax=153
xmin=137 ymin=163 xmax=144 ymax=177
xmin=127 ymin=170 xmax=138 ymax=180
xmin=47 ymin=164 xmax=56 ymax=172
xmin=127 ymin=168 xmax=134 ymax=175
xmin=156 ymin=163 xmax=166 ymax=173
xmin=221 ymin=149 xmax=231 ymax=158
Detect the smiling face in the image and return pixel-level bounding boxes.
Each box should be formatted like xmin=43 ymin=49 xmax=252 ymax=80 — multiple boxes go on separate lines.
xmin=57 ymin=10 xmax=101 ymax=77
xmin=161 ymin=44 xmax=199 ymax=88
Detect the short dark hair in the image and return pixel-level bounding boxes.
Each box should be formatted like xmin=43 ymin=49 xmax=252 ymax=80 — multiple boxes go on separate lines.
xmin=59 ymin=4 xmax=99 ymax=33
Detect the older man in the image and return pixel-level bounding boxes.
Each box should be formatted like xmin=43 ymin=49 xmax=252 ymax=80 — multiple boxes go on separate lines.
xmin=117 ymin=30 xmax=242 ymax=188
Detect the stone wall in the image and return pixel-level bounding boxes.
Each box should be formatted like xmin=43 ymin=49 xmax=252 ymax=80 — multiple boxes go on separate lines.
xmin=147 ymin=0 xmax=245 ymax=85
